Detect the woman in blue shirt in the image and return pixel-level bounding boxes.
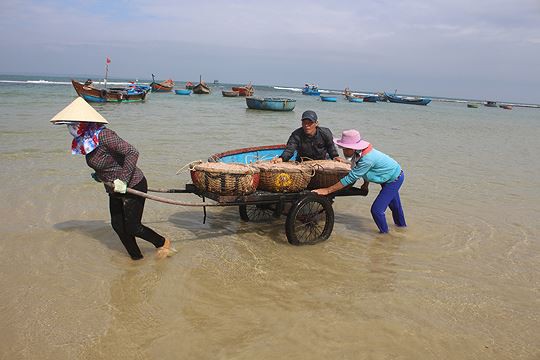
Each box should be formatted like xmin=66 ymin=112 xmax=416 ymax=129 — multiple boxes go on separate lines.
xmin=313 ymin=129 xmax=406 ymax=233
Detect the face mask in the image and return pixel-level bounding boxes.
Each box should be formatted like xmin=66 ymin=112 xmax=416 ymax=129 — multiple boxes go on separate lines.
xmin=67 ymin=124 xmax=80 ymax=138
xmin=349 ymin=151 xmax=363 ymax=163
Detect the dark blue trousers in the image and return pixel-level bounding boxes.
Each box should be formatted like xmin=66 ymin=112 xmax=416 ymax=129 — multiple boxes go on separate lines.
xmin=370 ymin=171 xmax=406 ymax=233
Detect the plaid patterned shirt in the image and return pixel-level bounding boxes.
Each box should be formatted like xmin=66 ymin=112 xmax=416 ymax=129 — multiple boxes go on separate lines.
xmin=86 ymin=128 xmax=144 ymax=191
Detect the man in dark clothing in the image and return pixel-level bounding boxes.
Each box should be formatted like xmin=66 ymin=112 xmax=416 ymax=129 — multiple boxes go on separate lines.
xmin=273 ymin=110 xmax=344 ymax=163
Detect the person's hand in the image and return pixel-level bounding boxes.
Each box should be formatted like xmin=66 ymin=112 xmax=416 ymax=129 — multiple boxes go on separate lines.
xmin=312 ymin=188 xmax=329 ymax=196
xmin=334 ymin=156 xmax=347 ymax=163
xmin=271 ymin=157 xmax=283 ymax=164
xmin=360 ymin=181 xmax=369 ymax=193
xmin=113 ymin=179 xmax=127 ymax=193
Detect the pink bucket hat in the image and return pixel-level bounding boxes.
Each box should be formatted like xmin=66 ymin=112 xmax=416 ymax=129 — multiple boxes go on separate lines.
xmin=334 ymin=129 xmax=370 ymax=150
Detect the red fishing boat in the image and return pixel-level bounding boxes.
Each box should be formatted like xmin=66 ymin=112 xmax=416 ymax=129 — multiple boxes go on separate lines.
xmin=150 ymin=75 xmax=174 ymax=92
xmin=232 ymin=83 xmax=254 ymax=96
xmin=71 ymin=80 xmax=148 ymax=103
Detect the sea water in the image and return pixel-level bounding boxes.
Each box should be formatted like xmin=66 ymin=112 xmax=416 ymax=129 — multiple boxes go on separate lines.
xmin=1 ymin=76 xmax=539 ymax=359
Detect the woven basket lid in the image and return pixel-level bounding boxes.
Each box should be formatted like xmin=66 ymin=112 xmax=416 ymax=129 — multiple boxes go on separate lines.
xmin=302 ymin=160 xmax=351 ymax=172
xmin=192 ymin=162 xmax=259 ymax=174
xmin=254 ymin=161 xmax=312 ymax=173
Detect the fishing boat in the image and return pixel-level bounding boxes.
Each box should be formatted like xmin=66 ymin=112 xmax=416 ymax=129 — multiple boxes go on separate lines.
xmin=175 ymin=89 xmax=192 ymax=95
xmin=467 ymin=103 xmax=480 ymax=108
xmin=193 ymin=76 xmax=211 ymax=94
xmin=321 ymin=96 xmax=337 ymax=102
xmin=302 ymin=84 xmax=320 ymax=96
xmin=231 ymin=83 xmax=254 ymax=96
xmin=385 ymin=92 xmax=431 ymax=106
xmin=209 ymin=144 xmax=291 ymax=163
xmin=355 ymin=93 xmax=388 ymax=103
xmin=484 ymin=101 xmax=497 ymax=107
xmin=150 ymin=75 xmax=174 ymax=92
xmin=344 ymin=91 xmax=367 ymax=102
xmin=129 ymin=83 xmax=151 ymax=93
xmin=362 ymin=96 xmax=378 ymax=102
xmin=71 ymin=80 xmax=148 ymax=103
xmin=499 ymin=104 xmax=512 ymax=110
xmin=222 ymin=90 xmax=239 ymax=97
xmin=246 ymin=97 xmax=296 ymax=111
xmin=376 ymin=92 xmax=388 ymax=102
xmin=193 ymin=82 xmax=210 ymax=94
xmin=185 ymin=81 xmax=194 ymax=90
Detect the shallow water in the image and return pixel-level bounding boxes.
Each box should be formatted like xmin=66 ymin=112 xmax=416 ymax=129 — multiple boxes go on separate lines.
xmin=1 ymin=78 xmax=539 ymax=359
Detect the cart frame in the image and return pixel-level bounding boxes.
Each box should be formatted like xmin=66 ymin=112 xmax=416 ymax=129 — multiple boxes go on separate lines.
xmin=167 ymin=184 xmax=367 ymax=245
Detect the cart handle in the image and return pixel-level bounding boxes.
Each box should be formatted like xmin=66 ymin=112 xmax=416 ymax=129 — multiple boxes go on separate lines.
xmin=104 ymin=182 xmax=225 ymax=207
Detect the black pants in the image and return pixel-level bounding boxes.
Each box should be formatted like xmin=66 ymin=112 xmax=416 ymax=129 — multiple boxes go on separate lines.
xmin=109 ymin=177 xmax=165 ymax=260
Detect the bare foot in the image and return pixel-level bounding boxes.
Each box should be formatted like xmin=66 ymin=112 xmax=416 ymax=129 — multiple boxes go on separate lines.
xmin=156 ymin=239 xmax=177 ymax=259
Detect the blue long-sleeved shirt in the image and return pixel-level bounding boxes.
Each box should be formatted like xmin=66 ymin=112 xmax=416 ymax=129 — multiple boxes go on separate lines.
xmin=340 ymin=148 xmax=402 ymax=186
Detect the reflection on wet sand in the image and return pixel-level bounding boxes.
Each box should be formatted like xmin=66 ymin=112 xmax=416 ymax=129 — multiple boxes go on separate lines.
xmin=54 ymin=219 xmax=125 ymax=254
xmin=365 ymin=236 xmax=403 ymax=293
xmin=80 ymin=266 xmax=163 ymax=358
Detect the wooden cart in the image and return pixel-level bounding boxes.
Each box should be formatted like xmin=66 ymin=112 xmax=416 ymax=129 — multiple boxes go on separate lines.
xmin=168 ymin=184 xmax=367 ymax=245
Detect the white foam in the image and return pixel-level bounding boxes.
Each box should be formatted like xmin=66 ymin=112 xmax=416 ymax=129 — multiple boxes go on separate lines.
xmin=0 ymin=79 xmax=150 ymax=86
xmin=0 ymin=79 xmax=71 ymax=85
xmin=274 ymin=86 xmax=302 ymax=92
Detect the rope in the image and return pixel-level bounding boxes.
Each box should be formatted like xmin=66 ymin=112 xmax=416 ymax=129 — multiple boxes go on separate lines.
xmin=176 ymin=160 xmax=202 ymax=175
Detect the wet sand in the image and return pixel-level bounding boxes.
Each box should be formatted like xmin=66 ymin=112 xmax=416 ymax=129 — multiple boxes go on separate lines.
xmin=1 ymin=81 xmax=539 ymax=359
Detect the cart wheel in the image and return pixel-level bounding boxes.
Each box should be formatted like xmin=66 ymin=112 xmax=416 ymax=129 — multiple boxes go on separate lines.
xmin=285 ymin=195 xmax=334 ymax=245
xmin=239 ymin=204 xmax=278 ymax=222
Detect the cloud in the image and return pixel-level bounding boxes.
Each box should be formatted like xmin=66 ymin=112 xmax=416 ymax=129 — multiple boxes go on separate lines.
xmin=1 ymin=0 xmax=539 ymax=102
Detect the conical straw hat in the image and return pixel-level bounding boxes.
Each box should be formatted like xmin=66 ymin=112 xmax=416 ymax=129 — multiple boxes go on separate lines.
xmin=50 ymin=97 xmax=109 ymax=124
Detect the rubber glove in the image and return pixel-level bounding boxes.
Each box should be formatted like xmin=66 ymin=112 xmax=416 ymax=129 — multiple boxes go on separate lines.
xmin=113 ymin=179 xmax=128 ymax=194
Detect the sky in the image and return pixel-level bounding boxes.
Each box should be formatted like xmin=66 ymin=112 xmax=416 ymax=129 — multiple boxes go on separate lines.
xmin=1 ymin=0 xmax=539 ymax=103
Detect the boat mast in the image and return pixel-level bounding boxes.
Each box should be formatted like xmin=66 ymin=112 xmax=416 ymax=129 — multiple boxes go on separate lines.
xmin=104 ymin=57 xmax=110 ymax=89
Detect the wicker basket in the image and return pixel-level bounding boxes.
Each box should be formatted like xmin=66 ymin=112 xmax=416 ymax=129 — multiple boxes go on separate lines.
xmin=253 ymin=162 xmax=314 ymax=193
xmin=189 ymin=162 xmax=260 ymax=195
xmin=303 ymin=160 xmax=352 ymax=189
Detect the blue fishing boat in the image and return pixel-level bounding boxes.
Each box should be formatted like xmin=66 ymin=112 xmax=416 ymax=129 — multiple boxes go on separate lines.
xmin=302 ymin=84 xmax=320 ymax=96
xmin=321 ymin=96 xmax=337 ymax=102
xmin=209 ymin=144 xmax=299 ymax=163
xmin=126 ymin=84 xmax=151 ymax=93
xmin=175 ymin=89 xmax=192 ymax=95
xmin=385 ymin=93 xmax=431 ymax=106
xmin=246 ymin=97 xmax=296 ymax=111
xmin=349 ymin=97 xmax=363 ymax=103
